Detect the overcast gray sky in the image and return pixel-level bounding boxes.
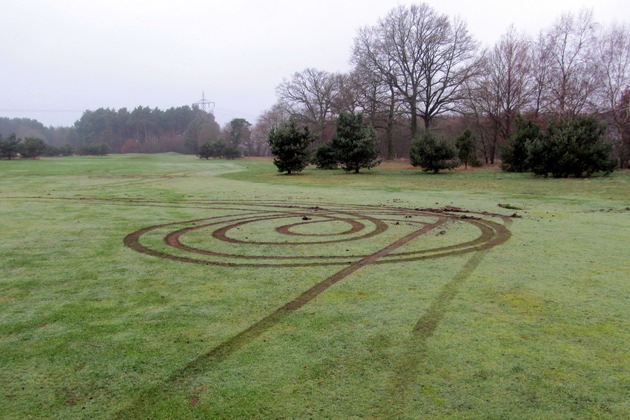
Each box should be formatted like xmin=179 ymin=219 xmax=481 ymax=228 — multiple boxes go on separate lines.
xmin=1 ymin=0 xmax=628 ymax=128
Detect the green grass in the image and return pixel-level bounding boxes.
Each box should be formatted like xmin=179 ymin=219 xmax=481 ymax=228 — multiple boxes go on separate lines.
xmin=1 ymin=154 xmax=629 ymax=419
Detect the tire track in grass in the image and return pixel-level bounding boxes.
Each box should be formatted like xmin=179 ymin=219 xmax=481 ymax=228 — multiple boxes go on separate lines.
xmin=4 ymin=197 xmax=514 ymax=416
xmin=114 ymin=218 xmax=449 ymax=418
xmin=379 ymin=218 xmax=513 ymax=418
xmin=110 ymin=201 xmax=512 ymax=417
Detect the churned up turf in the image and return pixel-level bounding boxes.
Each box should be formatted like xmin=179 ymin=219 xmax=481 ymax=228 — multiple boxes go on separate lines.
xmin=1 ymin=154 xmax=628 ymax=419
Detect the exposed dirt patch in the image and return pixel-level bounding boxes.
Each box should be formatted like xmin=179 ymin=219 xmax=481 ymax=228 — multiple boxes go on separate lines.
xmin=124 ymin=202 xmax=511 ymax=267
xmin=115 ymin=202 xmax=513 ymax=417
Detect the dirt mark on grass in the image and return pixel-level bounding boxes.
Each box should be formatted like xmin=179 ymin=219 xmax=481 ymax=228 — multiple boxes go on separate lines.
xmin=123 ymin=202 xmax=512 ymax=267
xmin=379 ymin=218 xmax=514 ymax=418
xmin=413 ymin=250 xmax=489 ymax=338
xmin=115 ymin=202 xmax=512 ymax=417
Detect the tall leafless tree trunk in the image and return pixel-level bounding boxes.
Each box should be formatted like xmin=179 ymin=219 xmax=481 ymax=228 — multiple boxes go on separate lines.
xmin=462 ymin=27 xmax=533 ymax=163
xmin=276 ymin=68 xmax=339 ymax=143
xmin=595 ymin=23 xmax=630 ymax=166
xmin=352 ymin=32 xmax=401 ymax=159
xmin=537 ymin=10 xmax=601 ymax=119
xmin=352 ymin=4 xmax=478 ymax=139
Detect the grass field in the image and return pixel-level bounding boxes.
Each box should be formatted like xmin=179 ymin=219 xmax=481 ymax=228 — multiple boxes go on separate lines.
xmin=1 ymin=153 xmax=629 ymax=419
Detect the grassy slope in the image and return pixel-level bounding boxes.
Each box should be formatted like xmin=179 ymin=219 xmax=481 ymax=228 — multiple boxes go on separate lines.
xmin=0 ymin=154 xmax=628 ymax=419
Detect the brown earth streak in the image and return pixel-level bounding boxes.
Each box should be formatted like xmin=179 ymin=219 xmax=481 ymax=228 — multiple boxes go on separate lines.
xmin=123 ymin=203 xmax=510 ymax=267
xmin=116 ymin=202 xmax=513 ymax=417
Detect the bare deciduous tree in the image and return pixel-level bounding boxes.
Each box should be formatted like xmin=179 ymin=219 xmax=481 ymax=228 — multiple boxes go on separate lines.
xmin=250 ymin=102 xmax=292 ymax=156
xmin=352 ymin=27 xmax=401 ymax=159
xmin=463 ymin=27 xmax=533 ymax=163
xmin=490 ymin=27 xmax=533 ymax=140
xmin=617 ymin=89 xmax=630 ymax=167
xmin=352 ymin=4 xmax=479 ymax=138
xmin=538 ymin=10 xmax=602 ymax=119
xmin=275 ymin=68 xmax=339 ymax=142
xmin=595 ymin=23 xmax=630 ymax=166
xmin=531 ymin=32 xmax=554 ymax=117
xmin=331 ymin=72 xmax=362 ymax=116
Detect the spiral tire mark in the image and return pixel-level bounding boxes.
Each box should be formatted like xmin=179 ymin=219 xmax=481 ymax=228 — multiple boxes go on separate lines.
xmin=117 ymin=202 xmax=513 ymax=417
xmin=124 ymin=203 xmax=510 ymax=267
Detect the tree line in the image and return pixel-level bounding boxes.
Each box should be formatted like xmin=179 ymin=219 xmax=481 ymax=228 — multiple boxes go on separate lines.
xmin=269 ymin=111 xmax=617 ymax=178
xmin=0 ymin=108 xmax=257 ymax=157
xmin=0 ymin=132 xmax=109 ymax=159
xmin=258 ymin=4 xmax=629 ymax=168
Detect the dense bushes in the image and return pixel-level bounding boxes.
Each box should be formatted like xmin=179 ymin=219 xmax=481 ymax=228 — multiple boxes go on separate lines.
xmin=272 ymin=112 xmax=380 ymax=174
xmin=312 ymin=141 xmax=338 ymax=169
xmin=0 ymin=134 xmax=21 ymax=159
xmin=410 ymin=131 xmax=457 ymax=173
xmin=19 ymin=138 xmax=47 ymax=158
xmin=76 ymin=144 xmax=110 ymax=156
xmin=455 ymin=129 xmax=478 ymax=169
xmin=1 ymin=134 xmax=75 ymax=159
xmin=501 ymin=116 xmax=616 ymax=177
xmin=43 ymin=144 xmax=74 ymax=157
xmin=501 ymin=118 xmax=541 ymax=172
xmin=198 ymin=140 xmax=241 ymax=160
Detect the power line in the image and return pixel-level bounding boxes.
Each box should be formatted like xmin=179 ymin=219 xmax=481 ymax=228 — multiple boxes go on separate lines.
xmin=194 ymin=91 xmax=215 ymax=113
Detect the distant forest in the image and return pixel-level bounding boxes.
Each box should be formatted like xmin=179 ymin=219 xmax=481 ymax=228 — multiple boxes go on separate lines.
xmin=0 ymin=106 xmax=264 ymax=156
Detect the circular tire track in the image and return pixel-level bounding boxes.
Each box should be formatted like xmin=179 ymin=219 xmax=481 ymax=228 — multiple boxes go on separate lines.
xmin=124 ymin=202 xmax=511 ymax=267
xmin=117 ymin=201 xmax=513 ymax=417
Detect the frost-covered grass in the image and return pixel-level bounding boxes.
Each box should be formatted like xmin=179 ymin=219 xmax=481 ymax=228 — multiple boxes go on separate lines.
xmin=1 ymin=154 xmax=628 ymax=419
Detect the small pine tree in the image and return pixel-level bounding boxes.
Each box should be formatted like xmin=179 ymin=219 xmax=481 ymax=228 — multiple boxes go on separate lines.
xmin=222 ymin=143 xmax=241 ymax=160
xmin=76 ymin=144 xmax=109 ymax=156
xmin=330 ymin=112 xmax=380 ymax=173
xmin=268 ymin=118 xmax=314 ymax=174
xmin=19 ymin=137 xmax=47 ymax=159
xmin=313 ymin=142 xmax=338 ymax=169
xmin=198 ymin=140 xmax=241 ymax=160
xmin=0 ymin=134 xmax=21 ymax=160
xmin=198 ymin=142 xmax=212 ymax=159
xmin=410 ymin=131 xmax=457 ymax=173
xmin=207 ymin=141 xmax=226 ymax=158
xmin=455 ymin=129 xmax=476 ymax=169
xmin=527 ymin=116 xmax=616 ymax=178
xmin=501 ymin=118 xmax=541 ymax=172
